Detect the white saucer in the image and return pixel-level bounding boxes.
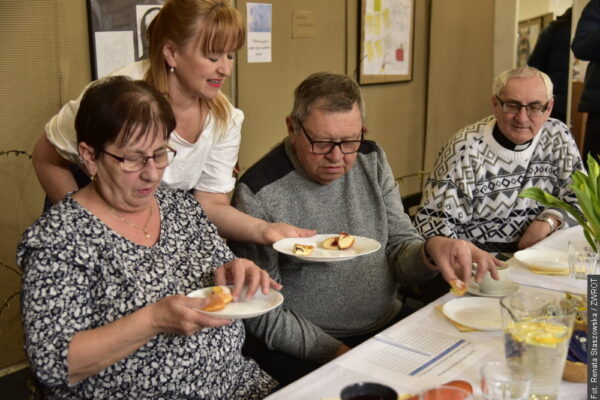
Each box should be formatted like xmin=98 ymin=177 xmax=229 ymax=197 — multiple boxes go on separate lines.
xmin=467 ymin=281 xmax=519 ymax=297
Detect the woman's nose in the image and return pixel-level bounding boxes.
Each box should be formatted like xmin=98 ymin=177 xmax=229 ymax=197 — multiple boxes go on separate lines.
xmin=140 ymin=158 xmax=162 ymax=181
xmin=217 ymin=57 xmax=232 ymax=77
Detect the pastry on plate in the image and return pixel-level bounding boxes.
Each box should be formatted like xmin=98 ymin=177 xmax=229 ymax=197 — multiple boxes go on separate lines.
xmin=337 ymin=232 xmax=355 ymax=249
xmin=293 ymin=243 xmax=314 ymax=256
xmin=449 ymin=279 xmax=467 ymax=296
xmin=202 ymin=286 xmax=233 ymax=312
xmin=321 ymin=232 xmax=355 ymax=250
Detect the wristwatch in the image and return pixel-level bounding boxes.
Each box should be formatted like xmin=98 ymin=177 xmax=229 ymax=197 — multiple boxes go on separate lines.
xmin=535 ymin=214 xmax=558 ymax=232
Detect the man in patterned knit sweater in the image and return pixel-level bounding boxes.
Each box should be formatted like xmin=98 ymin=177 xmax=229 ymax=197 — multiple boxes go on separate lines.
xmin=229 ymin=72 xmax=500 ymax=385
xmin=415 ymin=66 xmax=584 ymax=254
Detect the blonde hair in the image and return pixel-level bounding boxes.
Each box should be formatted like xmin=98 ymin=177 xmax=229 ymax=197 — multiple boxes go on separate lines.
xmin=145 ymin=0 xmax=245 ymax=135
xmin=492 ymin=66 xmax=553 ymax=101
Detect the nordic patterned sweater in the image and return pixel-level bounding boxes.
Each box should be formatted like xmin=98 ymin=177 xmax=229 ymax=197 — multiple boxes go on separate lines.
xmin=228 ymin=138 xmax=436 ymax=364
xmin=414 ymin=115 xmax=583 ymax=252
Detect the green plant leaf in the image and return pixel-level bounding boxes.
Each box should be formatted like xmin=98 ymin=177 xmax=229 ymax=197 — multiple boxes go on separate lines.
xmin=584 ymin=229 xmax=598 ymax=253
xmin=519 ymin=188 xmax=585 ymax=224
xmin=520 ymin=155 xmax=600 ymax=251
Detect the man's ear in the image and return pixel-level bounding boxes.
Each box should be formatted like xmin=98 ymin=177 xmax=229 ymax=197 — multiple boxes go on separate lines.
xmin=78 ymin=142 xmax=97 ymax=177
xmin=545 ymin=97 xmax=555 ymax=117
xmin=286 ymin=116 xmax=296 ymax=137
xmin=491 ymin=95 xmax=498 ymax=108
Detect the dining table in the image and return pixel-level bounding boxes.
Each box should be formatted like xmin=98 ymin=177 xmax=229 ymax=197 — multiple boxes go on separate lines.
xmin=264 ymin=226 xmax=589 ymax=400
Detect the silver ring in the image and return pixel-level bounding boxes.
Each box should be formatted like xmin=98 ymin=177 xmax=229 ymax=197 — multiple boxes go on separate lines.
xmin=472 ymin=262 xmax=479 ymax=269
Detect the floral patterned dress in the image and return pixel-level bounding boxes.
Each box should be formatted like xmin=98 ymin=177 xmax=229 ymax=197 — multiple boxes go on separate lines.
xmin=18 ymin=188 xmax=276 ymax=400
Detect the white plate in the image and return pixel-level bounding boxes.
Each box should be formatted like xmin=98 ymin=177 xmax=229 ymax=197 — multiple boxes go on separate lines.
xmin=442 ymin=297 xmax=502 ymax=331
xmin=272 ymin=234 xmax=381 ymax=262
xmin=467 ymin=281 xmax=520 ymax=297
xmin=187 ymin=286 xmax=283 ymax=319
xmin=513 ymin=249 xmax=568 ymax=271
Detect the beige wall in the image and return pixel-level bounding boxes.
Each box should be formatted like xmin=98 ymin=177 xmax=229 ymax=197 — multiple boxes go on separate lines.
xmin=0 ymin=0 xmax=90 ymax=369
xmin=236 ymin=0 xmax=430 ymax=196
xmin=236 ymin=0 xmax=348 ymax=176
xmin=424 ymin=0 xmax=496 ymax=172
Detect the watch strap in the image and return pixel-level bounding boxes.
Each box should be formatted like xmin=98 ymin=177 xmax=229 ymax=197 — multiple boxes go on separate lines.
xmin=535 ymin=215 xmax=557 ymax=232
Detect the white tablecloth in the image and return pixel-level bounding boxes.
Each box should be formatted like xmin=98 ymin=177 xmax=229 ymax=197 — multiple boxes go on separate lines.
xmin=265 ymin=289 xmax=586 ymax=399
xmin=265 ymin=227 xmax=589 ymax=400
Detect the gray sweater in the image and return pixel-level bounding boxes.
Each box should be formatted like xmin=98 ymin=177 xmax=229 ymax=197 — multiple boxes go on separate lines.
xmin=229 ymin=139 xmax=435 ymax=363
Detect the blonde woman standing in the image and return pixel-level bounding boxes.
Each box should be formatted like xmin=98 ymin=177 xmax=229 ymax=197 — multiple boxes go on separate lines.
xmin=33 ymin=0 xmax=314 ymax=245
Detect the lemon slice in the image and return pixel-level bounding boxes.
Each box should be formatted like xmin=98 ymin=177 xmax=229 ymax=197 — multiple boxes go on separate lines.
xmin=509 ymin=321 xmax=569 ymax=348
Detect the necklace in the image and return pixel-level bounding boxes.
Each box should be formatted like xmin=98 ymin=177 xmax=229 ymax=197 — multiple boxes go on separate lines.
xmin=110 ymin=205 xmax=153 ymax=239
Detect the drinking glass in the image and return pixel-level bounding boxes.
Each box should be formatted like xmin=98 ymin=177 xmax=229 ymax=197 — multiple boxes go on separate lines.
xmin=500 ymin=292 xmax=576 ymax=400
xmin=568 ymin=239 xmax=598 ymax=279
xmin=480 ymin=361 xmax=531 ymax=399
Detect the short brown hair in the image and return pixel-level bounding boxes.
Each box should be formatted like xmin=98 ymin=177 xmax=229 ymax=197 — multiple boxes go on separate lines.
xmin=290 ymin=72 xmax=365 ymax=131
xmin=75 ymin=76 xmax=176 ymax=157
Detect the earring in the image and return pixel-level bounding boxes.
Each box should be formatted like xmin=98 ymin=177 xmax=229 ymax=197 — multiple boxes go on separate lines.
xmin=169 ymin=66 xmax=175 ymax=73
xmin=90 ymin=174 xmax=96 ymax=182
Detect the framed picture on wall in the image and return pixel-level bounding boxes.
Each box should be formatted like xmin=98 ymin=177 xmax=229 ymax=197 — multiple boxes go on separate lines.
xmin=516 ymin=12 xmax=553 ymax=67
xmin=358 ymin=0 xmax=414 ymax=84
xmin=86 ymin=0 xmax=164 ymax=79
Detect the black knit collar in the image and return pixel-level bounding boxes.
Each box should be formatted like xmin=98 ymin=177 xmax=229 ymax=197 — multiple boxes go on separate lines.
xmin=493 ymin=123 xmax=532 ymax=151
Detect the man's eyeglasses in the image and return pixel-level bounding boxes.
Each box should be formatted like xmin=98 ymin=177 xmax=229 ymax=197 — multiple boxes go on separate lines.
xmin=297 ymin=120 xmax=364 ymax=155
xmin=495 ymin=95 xmax=550 ymax=117
xmin=102 ymin=147 xmax=177 ymax=172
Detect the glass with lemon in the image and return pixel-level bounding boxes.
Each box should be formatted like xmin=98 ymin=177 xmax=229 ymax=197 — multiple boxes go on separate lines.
xmin=500 ymin=293 xmax=576 ymax=400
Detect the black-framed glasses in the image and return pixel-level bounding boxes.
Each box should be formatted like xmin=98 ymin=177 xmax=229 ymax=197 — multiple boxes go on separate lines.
xmin=297 ymin=120 xmax=364 ymax=155
xmin=495 ymin=95 xmax=550 ymax=117
xmin=102 ymin=147 xmax=177 ymax=172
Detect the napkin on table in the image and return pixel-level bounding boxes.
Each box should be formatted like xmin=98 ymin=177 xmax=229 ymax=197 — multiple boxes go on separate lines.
xmin=526 ymin=266 xmax=569 ymax=276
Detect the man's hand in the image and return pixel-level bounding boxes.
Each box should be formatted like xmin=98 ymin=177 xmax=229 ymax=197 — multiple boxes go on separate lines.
xmin=335 ymin=343 xmax=351 ymax=357
xmin=423 ymin=237 xmax=503 ymax=288
xmin=518 ymin=218 xmax=558 ymax=249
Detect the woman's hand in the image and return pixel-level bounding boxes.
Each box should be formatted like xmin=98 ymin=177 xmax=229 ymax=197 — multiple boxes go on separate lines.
xmin=259 ymin=222 xmax=316 ymax=245
xmin=423 ymin=237 xmax=503 ymax=288
xmin=149 ymin=295 xmax=232 ymax=336
xmin=214 ymin=258 xmax=282 ymax=301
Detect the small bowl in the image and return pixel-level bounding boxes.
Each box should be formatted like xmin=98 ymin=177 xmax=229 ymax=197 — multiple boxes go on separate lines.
xmin=340 ymin=382 xmax=398 ymax=400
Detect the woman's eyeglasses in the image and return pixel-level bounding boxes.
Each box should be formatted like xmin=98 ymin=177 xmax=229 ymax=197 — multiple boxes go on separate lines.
xmin=102 ymin=147 xmax=177 ymax=172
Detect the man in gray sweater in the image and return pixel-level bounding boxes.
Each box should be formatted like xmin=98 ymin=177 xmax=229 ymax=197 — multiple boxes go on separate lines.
xmin=228 ymin=72 xmax=500 ymax=385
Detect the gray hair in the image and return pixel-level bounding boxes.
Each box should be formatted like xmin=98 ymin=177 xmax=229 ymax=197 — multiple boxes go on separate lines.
xmin=492 ymin=66 xmax=553 ymax=100
xmin=290 ymin=72 xmax=365 ymax=131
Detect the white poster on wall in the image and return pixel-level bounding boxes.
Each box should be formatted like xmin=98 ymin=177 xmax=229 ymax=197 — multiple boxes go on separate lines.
xmin=362 ymin=0 xmax=412 ymax=76
xmin=247 ymin=3 xmax=272 ymax=63
xmin=94 ymin=31 xmax=135 ymax=78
